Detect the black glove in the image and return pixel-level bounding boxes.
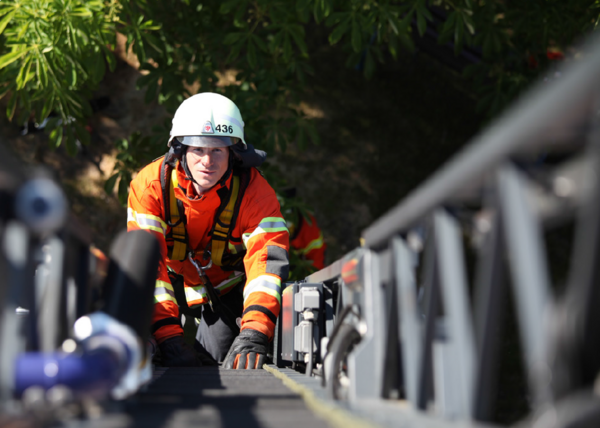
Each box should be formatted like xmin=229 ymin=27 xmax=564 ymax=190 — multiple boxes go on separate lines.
xmin=223 ymin=329 xmax=269 ymax=369
xmin=158 ymin=335 xmax=202 ymax=367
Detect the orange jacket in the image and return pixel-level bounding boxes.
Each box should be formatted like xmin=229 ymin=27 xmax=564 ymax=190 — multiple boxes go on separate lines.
xmin=127 ymin=157 xmax=289 ymax=343
xmin=290 ymin=212 xmax=326 ymax=271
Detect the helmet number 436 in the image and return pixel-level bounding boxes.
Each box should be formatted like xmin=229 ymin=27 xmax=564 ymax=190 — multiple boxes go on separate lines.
xmin=215 ymin=124 xmax=234 ymax=133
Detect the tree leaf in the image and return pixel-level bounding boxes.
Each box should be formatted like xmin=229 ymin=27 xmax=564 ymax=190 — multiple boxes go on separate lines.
xmin=65 ymin=126 xmax=78 ymax=156
xmin=283 ymin=33 xmax=293 ymax=61
xmin=224 ymin=32 xmax=245 ymax=45
xmin=0 ymin=6 xmax=16 ymax=17
xmin=247 ymin=39 xmax=257 ymax=68
xmin=36 ymin=54 xmax=48 ymax=87
xmin=329 ymin=17 xmax=350 ymax=45
xmin=454 ymin=14 xmax=464 ymax=54
xmin=289 ymin=25 xmax=308 ymax=55
xmin=49 ymin=126 xmax=63 ymax=149
xmin=70 ymin=7 xmax=92 ymax=17
xmin=0 ymin=10 xmax=16 ymax=34
xmin=416 ymin=1 xmax=432 ymax=22
xmin=40 ymin=92 xmax=55 ymax=121
xmin=16 ymin=55 xmax=33 ymax=90
xmin=220 ymin=0 xmax=241 ymax=14
xmin=313 ymin=0 xmax=326 ymax=23
xmin=388 ymin=16 xmax=399 ymax=35
xmin=351 ymin=19 xmax=362 ymax=52
xmin=118 ymin=173 xmax=129 ymax=205
xmin=296 ymin=0 xmax=311 ymax=23
xmin=251 ymin=34 xmax=268 ymax=52
xmin=101 ymin=44 xmax=116 ymax=72
xmin=6 ymin=91 xmax=17 ymax=121
xmin=463 ymin=13 xmax=475 ymax=35
xmin=104 ymin=172 xmax=119 ymax=195
xmin=416 ymin=10 xmax=427 ymax=36
xmin=0 ymin=46 xmax=32 ymax=69
xmin=0 ymin=82 xmax=14 ymax=100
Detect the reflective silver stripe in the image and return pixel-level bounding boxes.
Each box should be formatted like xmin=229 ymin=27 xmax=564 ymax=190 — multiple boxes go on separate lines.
xmin=127 ymin=208 xmax=167 ymax=235
xmin=259 ymin=221 xmax=287 ymax=229
xmin=154 ymin=280 xmax=177 ymax=304
xmin=243 ymin=275 xmax=282 ymax=304
xmin=154 ymin=286 xmax=175 ymax=298
xmin=185 ymin=286 xmax=207 ymax=302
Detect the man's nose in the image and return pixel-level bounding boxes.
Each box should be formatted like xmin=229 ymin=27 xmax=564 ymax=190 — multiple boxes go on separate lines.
xmin=200 ymin=153 xmax=213 ymax=166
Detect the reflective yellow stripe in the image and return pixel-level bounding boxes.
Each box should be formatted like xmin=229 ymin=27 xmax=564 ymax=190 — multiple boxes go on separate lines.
xmin=242 ymin=217 xmax=289 ymax=247
xmin=154 ymin=280 xmax=176 ymax=303
xmin=243 ymin=275 xmax=282 ymax=304
xmin=128 ymin=208 xmax=167 ymax=235
xmin=299 ymin=233 xmax=324 ymax=255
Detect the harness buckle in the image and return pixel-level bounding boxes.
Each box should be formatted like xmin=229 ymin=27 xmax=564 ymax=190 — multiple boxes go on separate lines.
xmin=188 ymin=252 xmax=219 ymax=312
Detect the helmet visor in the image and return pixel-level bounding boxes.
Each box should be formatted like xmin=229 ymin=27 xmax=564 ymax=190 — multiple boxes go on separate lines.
xmin=176 ymin=135 xmax=236 ymax=147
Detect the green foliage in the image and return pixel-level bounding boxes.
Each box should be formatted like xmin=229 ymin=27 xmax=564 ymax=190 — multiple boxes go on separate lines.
xmin=105 ymin=130 xmax=167 ymax=204
xmin=0 ymin=0 xmax=159 ymax=150
xmin=434 ymin=0 xmax=600 ymax=117
xmin=2 ymin=0 xmax=600 ymax=204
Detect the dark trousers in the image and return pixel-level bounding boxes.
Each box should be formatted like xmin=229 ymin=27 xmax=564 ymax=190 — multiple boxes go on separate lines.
xmin=193 ymin=283 xmax=244 ymax=363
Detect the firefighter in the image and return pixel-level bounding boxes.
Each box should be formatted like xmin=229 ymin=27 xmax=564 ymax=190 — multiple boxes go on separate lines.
xmin=127 ymin=92 xmax=289 ymax=369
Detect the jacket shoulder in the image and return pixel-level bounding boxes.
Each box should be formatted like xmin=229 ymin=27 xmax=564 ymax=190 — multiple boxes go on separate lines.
xmin=243 ymin=167 xmax=277 ymax=201
xmin=131 ymin=156 xmax=165 ymax=189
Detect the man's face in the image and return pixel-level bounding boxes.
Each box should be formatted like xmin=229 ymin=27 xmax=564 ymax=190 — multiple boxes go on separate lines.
xmin=185 ymin=146 xmax=229 ymax=195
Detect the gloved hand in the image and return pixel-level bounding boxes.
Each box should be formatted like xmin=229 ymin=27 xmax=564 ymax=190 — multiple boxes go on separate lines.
xmin=223 ymin=329 xmax=269 ymax=369
xmin=158 ymin=335 xmax=202 ymax=367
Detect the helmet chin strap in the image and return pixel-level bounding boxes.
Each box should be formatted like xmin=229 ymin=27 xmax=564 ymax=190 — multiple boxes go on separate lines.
xmin=180 ymin=146 xmax=199 ymax=186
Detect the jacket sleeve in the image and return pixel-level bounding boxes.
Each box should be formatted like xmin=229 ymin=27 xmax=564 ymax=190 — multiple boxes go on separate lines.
xmin=127 ymin=174 xmax=183 ymax=342
xmin=240 ymin=191 xmax=290 ymax=340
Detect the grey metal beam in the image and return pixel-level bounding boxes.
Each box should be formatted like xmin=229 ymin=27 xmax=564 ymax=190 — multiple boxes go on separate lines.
xmin=497 ymin=164 xmax=552 ymax=407
xmin=392 ymin=236 xmax=422 ymax=408
xmin=348 ymin=249 xmax=387 ymax=402
xmin=434 ymin=210 xmax=476 ymax=419
xmin=306 ymin=258 xmax=343 ymax=284
xmin=363 ymin=32 xmax=600 ymax=250
xmin=417 ymin=229 xmax=439 ymax=410
xmin=549 ymin=118 xmax=600 ymax=399
xmin=472 ymin=209 xmax=506 ymax=421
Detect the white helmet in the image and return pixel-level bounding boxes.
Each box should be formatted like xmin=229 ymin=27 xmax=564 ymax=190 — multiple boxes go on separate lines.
xmin=169 ymin=92 xmax=246 ymax=149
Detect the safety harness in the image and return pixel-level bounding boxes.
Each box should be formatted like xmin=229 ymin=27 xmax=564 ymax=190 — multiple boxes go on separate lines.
xmin=159 ymin=152 xmax=250 ymax=272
